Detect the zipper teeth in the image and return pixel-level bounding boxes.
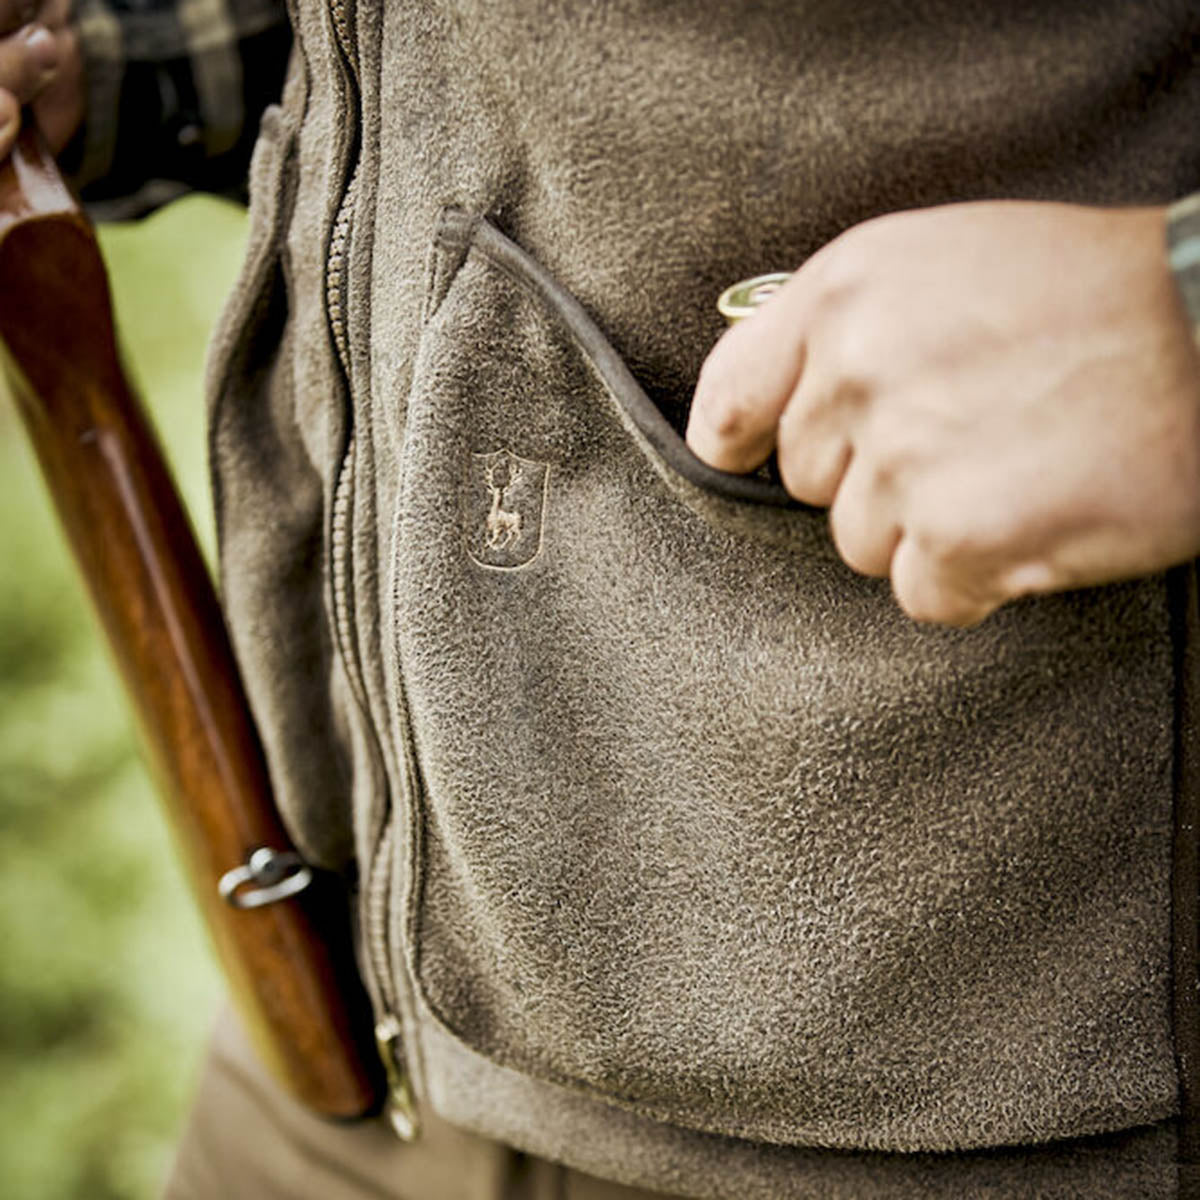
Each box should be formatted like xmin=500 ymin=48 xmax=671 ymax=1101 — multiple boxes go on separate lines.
xmin=325 ymin=0 xmax=359 ymax=381
xmin=323 ymin=0 xmax=368 ymax=732
xmin=329 ymin=431 xmax=365 ymax=701
xmin=326 ymin=167 xmax=358 ymax=381
xmin=365 ymin=818 xmax=400 ymax=1014
xmin=323 ymin=0 xmax=409 ymax=1062
xmin=328 ymin=402 xmax=395 ymax=1012
xmin=328 ymin=0 xmax=356 ymax=78
xmin=324 ymin=0 xmax=360 ymax=703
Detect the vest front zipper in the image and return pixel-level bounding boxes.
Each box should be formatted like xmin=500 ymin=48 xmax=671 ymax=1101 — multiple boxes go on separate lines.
xmin=326 ymin=165 xmax=359 ymax=379
xmin=325 ymin=0 xmax=360 ymax=389
xmin=324 ymin=0 xmax=419 ymax=1141
xmin=366 ymin=818 xmax=418 ymax=1140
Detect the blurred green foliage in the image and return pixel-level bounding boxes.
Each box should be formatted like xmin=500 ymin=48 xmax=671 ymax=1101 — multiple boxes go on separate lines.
xmin=0 ymin=195 xmax=247 ymax=1199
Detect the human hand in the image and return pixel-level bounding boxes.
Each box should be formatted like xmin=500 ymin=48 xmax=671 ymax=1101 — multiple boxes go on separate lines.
xmin=687 ymin=201 xmax=1200 ymax=625
xmin=0 ymin=0 xmax=84 ymax=158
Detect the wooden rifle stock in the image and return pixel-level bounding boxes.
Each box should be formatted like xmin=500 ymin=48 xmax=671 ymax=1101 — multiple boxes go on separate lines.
xmin=0 ymin=126 xmax=386 ymax=1119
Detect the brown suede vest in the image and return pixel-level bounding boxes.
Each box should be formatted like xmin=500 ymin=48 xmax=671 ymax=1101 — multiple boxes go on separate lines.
xmin=208 ymin=3 xmax=1200 ymax=1195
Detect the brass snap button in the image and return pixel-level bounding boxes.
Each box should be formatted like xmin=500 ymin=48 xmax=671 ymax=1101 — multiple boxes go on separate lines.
xmin=716 ymin=272 xmax=792 ymax=324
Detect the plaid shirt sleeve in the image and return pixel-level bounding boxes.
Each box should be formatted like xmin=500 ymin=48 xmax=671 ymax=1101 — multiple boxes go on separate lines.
xmin=1168 ymin=194 xmax=1200 ymax=337
xmin=70 ymin=0 xmax=291 ymax=206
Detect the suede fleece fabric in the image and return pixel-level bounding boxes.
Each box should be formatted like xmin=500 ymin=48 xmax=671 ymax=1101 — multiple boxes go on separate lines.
xmin=163 ymin=1013 xmax=1178 ymax=1200
xmin=205 ymin=1 xmax=1200 ymax=1195
xmin=163 ymin=1008 xmax=665 ymax=1200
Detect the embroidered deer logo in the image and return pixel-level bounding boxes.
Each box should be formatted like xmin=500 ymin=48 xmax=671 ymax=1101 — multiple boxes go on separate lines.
xmin=484 ymin=456 xmax=523 ymax=550
xmin=465 ymin=449 xmax=550 ymax=570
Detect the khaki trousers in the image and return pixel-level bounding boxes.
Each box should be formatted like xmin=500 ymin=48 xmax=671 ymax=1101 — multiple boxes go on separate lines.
xmin=162 ymin=1009 xmax=677 ymax=1200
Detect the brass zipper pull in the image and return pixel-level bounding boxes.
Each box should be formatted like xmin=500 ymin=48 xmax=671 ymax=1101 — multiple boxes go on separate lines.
xmin=374 ymin=1015 xmax=420 ymax=1141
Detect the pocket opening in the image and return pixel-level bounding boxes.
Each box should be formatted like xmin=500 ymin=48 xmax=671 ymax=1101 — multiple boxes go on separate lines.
xmin=391 ymin=213 xmax=1177 ymax=1155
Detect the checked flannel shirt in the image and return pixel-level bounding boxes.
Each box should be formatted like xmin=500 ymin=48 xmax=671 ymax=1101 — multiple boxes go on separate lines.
xmin=72 ymin=0 xmax=290 ymax=209
xmin=71 ymin=0 xmax=1200 ymax=334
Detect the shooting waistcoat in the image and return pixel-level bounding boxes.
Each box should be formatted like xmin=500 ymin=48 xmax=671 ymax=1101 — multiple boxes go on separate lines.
xmin=208 ymin=3 xmax=1200 ymax=1195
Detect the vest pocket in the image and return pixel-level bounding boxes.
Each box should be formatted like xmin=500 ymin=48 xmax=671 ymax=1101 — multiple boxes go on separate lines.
xmin=390 ymin=212 xmax=1177 ymax=1153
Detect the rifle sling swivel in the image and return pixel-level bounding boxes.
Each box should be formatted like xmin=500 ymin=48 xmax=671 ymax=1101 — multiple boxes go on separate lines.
xmin=218 ymin=847 xmax=314 ymax=909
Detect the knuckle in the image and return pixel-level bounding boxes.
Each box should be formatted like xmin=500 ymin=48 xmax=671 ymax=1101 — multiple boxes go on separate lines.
xmin=700 ymin=388 xmax=764 ymax=443
xmin=864 ymin=411 xmax=919 ymax=480
xmin=851 ymin=431 xmax=899 ymax=498
xmin=0 ymin=54 xmax=35 ymax=104
xmin=894 ymin=543 xmax=1006 ymax=626
xmin=869 ymin=456 xmax=900 ymax=501
xmin=919 ymin=526 xmax=967 ymax=572
xmin=777 ymin=376 xmax=825 ymax=434
xmin=831 ymin=522 xmax=878 ymax=577
xmin=777 ymin=449 xmax=820 ymax=506
xmin=890 ymin=530 xmax=991 ymax=627
xmin=894 ymin=586 xmax=940 ymax=624
xmin=796 ymin=321 xmax=882 ymax=438
xmin=778 ymin=435 xmax=847 ymax=508
xmin=18 ymin=26 xmax=57 ymax=90
xmin=1001 ymin=560 xmax=1057 ymax=598
xmin=830 ymin=499 xmax=894 ymax=579
xmin=892 ymin=572 xmax=981 ymax=627
xmin=776 ymin=387 xmax=816 ymax=446
xmin=809 ymin=226 xmax=871 ymax=297
xmin=694 ymin=362 xmax=774 ymax=447
xmin=776 ymin=442 xmax=808 ymax=501
xmin=907 ymin=501 xmax=976 ymax=568
xmin=826 ymin=317 xmax=880 ymax=391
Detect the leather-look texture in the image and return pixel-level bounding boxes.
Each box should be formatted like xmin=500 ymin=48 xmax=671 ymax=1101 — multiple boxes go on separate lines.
xmin=206 ymin=2 xmax=1200 ymax=1193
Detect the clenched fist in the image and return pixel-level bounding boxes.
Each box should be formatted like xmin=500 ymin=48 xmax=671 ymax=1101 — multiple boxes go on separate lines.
xmin=0 ymin=0 xmax=83 ymax=158
xmin=687 ymin=201 xmax=1200 ymax=626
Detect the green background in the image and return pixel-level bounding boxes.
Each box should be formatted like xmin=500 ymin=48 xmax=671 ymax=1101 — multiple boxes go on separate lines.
xmin=0 ymin=195 xmax=247 ymax=1199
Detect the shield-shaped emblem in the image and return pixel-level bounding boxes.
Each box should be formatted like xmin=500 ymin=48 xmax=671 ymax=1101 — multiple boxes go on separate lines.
xmin=464 ymin=448 xmax=550 ymax=570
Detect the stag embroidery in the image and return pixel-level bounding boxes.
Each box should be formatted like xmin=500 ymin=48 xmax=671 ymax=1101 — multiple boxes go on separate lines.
xmin=484 ymin=456 xmax=523 ymax=550
xmin=466 ymin=448 xmax=549 ymax=570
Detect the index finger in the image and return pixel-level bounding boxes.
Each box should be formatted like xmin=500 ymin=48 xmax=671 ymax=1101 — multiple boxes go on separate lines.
xmin=0 ymin=23 xmax=60 ymax=107
xmin=686 ymin=272 xmax=809 ymax=474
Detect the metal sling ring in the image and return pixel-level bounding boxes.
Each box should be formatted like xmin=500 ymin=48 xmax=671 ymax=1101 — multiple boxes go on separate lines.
xmin=218 ymin=846 xmax=314 ymax=909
